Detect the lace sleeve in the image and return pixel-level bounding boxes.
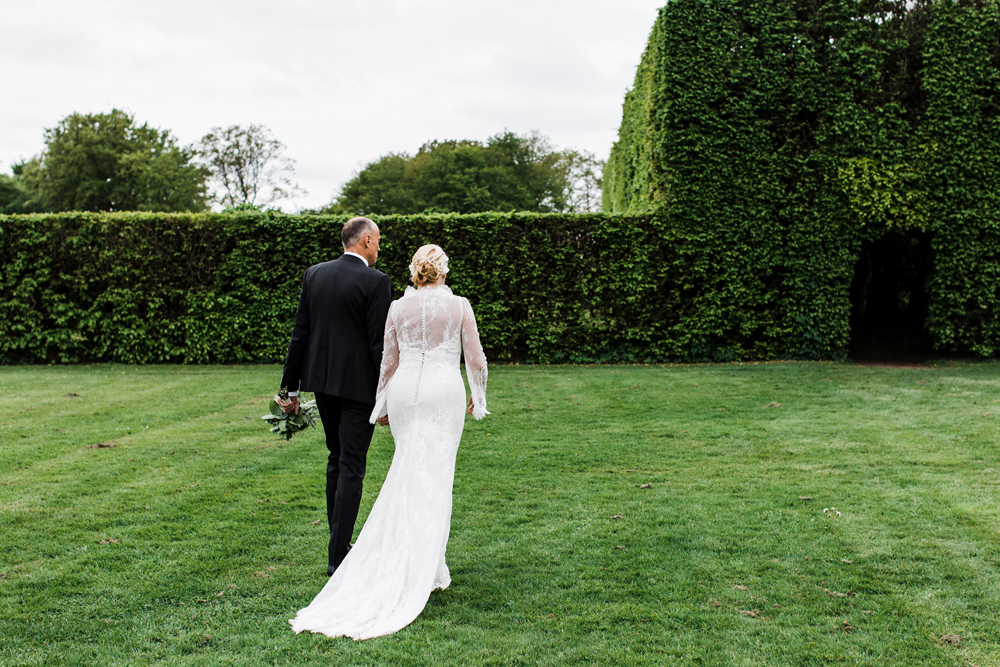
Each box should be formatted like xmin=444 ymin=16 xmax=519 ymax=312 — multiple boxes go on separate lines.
xmin=460 ymin=297 xmax=489 ymax=420
xmin=369 ymin=301 xmax=399 ymax=424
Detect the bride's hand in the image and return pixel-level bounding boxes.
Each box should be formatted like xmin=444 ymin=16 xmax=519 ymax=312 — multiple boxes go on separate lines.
xmin=377 ymin=415 xmax=390 ymax=426
xmin=466 ymin=395 xmax=474 ymax=415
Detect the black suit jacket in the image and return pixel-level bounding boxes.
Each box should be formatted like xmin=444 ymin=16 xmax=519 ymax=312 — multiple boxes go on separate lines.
xmin=280 ymin=255 xmax=392 ymax=404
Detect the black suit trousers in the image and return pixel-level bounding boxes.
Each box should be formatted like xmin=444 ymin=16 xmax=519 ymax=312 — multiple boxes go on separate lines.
xmin=314 ymin=392 xmax=376 ymax=568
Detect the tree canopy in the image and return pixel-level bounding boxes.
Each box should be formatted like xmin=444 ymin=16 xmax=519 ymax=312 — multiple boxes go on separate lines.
xmin=7 ymin=110 xmax=209 ymax=213
xmin=323 ymin=131 xmax=603 ymax=215
xmin=0 ymin=162 xmax=42 ymax=214
xmin=198 ymin=124 xmax=304 ymax=209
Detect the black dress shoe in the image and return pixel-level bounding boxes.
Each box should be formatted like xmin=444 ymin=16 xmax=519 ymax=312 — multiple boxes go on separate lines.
xmin=327 ymin=544 xmax=353 ymax=576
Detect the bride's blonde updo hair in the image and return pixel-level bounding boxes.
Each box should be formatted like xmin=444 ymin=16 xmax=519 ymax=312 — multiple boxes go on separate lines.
xmin=409 ymin=244 xmax=450 ymax=287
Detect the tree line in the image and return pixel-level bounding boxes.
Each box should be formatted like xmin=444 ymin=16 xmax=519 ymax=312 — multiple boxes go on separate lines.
xmin=0 ymin=110 xmax=301 ymax=214
xmin=1 ymin=110 xmax=603 ymax=215
xmin=315 ymin=132 xmax=603 ymax=215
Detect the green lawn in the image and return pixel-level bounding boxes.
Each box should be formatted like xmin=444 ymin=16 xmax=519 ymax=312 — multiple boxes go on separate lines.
xmin=1 ymin=361 xmax=999 ymax=666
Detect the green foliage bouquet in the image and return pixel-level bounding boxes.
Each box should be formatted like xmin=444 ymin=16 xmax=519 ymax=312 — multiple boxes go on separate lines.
xmin=262 ymin=388 xmax=319 ymax=441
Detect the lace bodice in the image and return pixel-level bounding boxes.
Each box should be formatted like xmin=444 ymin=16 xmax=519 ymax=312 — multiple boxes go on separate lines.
xmin=370 ymin=285 xmax=488 ymax=422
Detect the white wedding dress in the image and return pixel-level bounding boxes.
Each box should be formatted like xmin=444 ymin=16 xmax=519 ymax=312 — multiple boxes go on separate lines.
xmin=289 ymin=284 xmax=488 ymax=641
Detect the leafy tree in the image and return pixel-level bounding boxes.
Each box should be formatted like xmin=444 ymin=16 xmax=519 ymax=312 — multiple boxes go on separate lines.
xmin=326 ymin=131 xmax=592 ymax=215
xmin=24 ymin=110 xmax=209 ymax=212
xmin=198 ymin=125 xmax=305 ymax=209
xmin=0 ymin=173 xmax=18 ymax=213
xmin=0 ymin=161 xmax=42 ymax=214
xmin=558 ymin=150 xmax=605 ymax=213
xmin=326 ymin=153 xmax=419 ymax=215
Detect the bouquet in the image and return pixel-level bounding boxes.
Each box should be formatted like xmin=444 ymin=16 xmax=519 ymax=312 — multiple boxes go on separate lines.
xmin=262 ymin=387 xmax=320 ymax=441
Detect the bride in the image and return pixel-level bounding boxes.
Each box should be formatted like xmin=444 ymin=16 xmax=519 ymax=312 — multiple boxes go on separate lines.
xmin=289 ymin=244 xmax=489 ymax=641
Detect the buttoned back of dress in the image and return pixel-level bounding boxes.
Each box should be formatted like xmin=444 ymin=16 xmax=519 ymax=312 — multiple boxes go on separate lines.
xmin=370 ymin=284 xmax=488 ymax=423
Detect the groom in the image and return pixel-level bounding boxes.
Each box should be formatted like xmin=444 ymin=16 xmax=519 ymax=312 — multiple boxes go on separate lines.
xmin=278 ymin=217 xmax=392 ymax=576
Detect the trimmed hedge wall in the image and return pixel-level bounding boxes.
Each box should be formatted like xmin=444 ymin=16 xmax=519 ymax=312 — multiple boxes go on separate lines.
xmin=3 ymin=7 xmax=998 ymax=364
xmin=1 ymin=210 xmax=856 ymax=365
xmin=604 ymin=0 xmax=1000 ymax=357
xmin=922 ymin=0 xmax=1000 ymax=355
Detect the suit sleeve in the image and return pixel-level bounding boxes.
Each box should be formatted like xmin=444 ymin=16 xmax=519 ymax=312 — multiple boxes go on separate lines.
xmin=280 ymin=271 xmax=311 ymax=392
xmin=367 ymin=273 xmax=392 ymax=374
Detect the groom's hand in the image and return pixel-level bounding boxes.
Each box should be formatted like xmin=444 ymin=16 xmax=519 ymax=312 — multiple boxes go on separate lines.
xmin=376 ymin=415 xmax=389 ymax=426
xmin=279 ymin=396 xmax=299 ymax=414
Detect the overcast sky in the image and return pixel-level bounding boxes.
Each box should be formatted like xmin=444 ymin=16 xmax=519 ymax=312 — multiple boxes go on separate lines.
xmin=2 ymin=0 xmax=661 ymax=211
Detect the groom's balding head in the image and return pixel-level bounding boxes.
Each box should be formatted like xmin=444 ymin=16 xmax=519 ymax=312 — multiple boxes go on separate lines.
xmin=342 ymin=217 xmax=377 ymax=249
xmin=342 ymin=216 xmax=381 ymax=266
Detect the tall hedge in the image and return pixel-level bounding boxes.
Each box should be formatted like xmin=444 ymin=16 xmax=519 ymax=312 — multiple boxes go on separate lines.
xmin=922 ymin=0 xmax=1000 ymax=355
xmin=0 ymin=211 xmax=685 ymax=364
xmin=0 ymin=210 xmax=867 ymax=365
xmin=605 ymin=0 xmax=1000 ymax=357
xmin=4 ymin=5 xmax=998 ymax=365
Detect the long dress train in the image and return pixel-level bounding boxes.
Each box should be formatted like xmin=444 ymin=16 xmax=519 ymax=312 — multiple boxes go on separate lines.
xmin=289 ymin=284 xmax=488 ymax=640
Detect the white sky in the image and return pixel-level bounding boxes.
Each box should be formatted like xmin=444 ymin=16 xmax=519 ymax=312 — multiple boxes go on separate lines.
xmin=1 ymin=0 xmax=661 ymax=211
